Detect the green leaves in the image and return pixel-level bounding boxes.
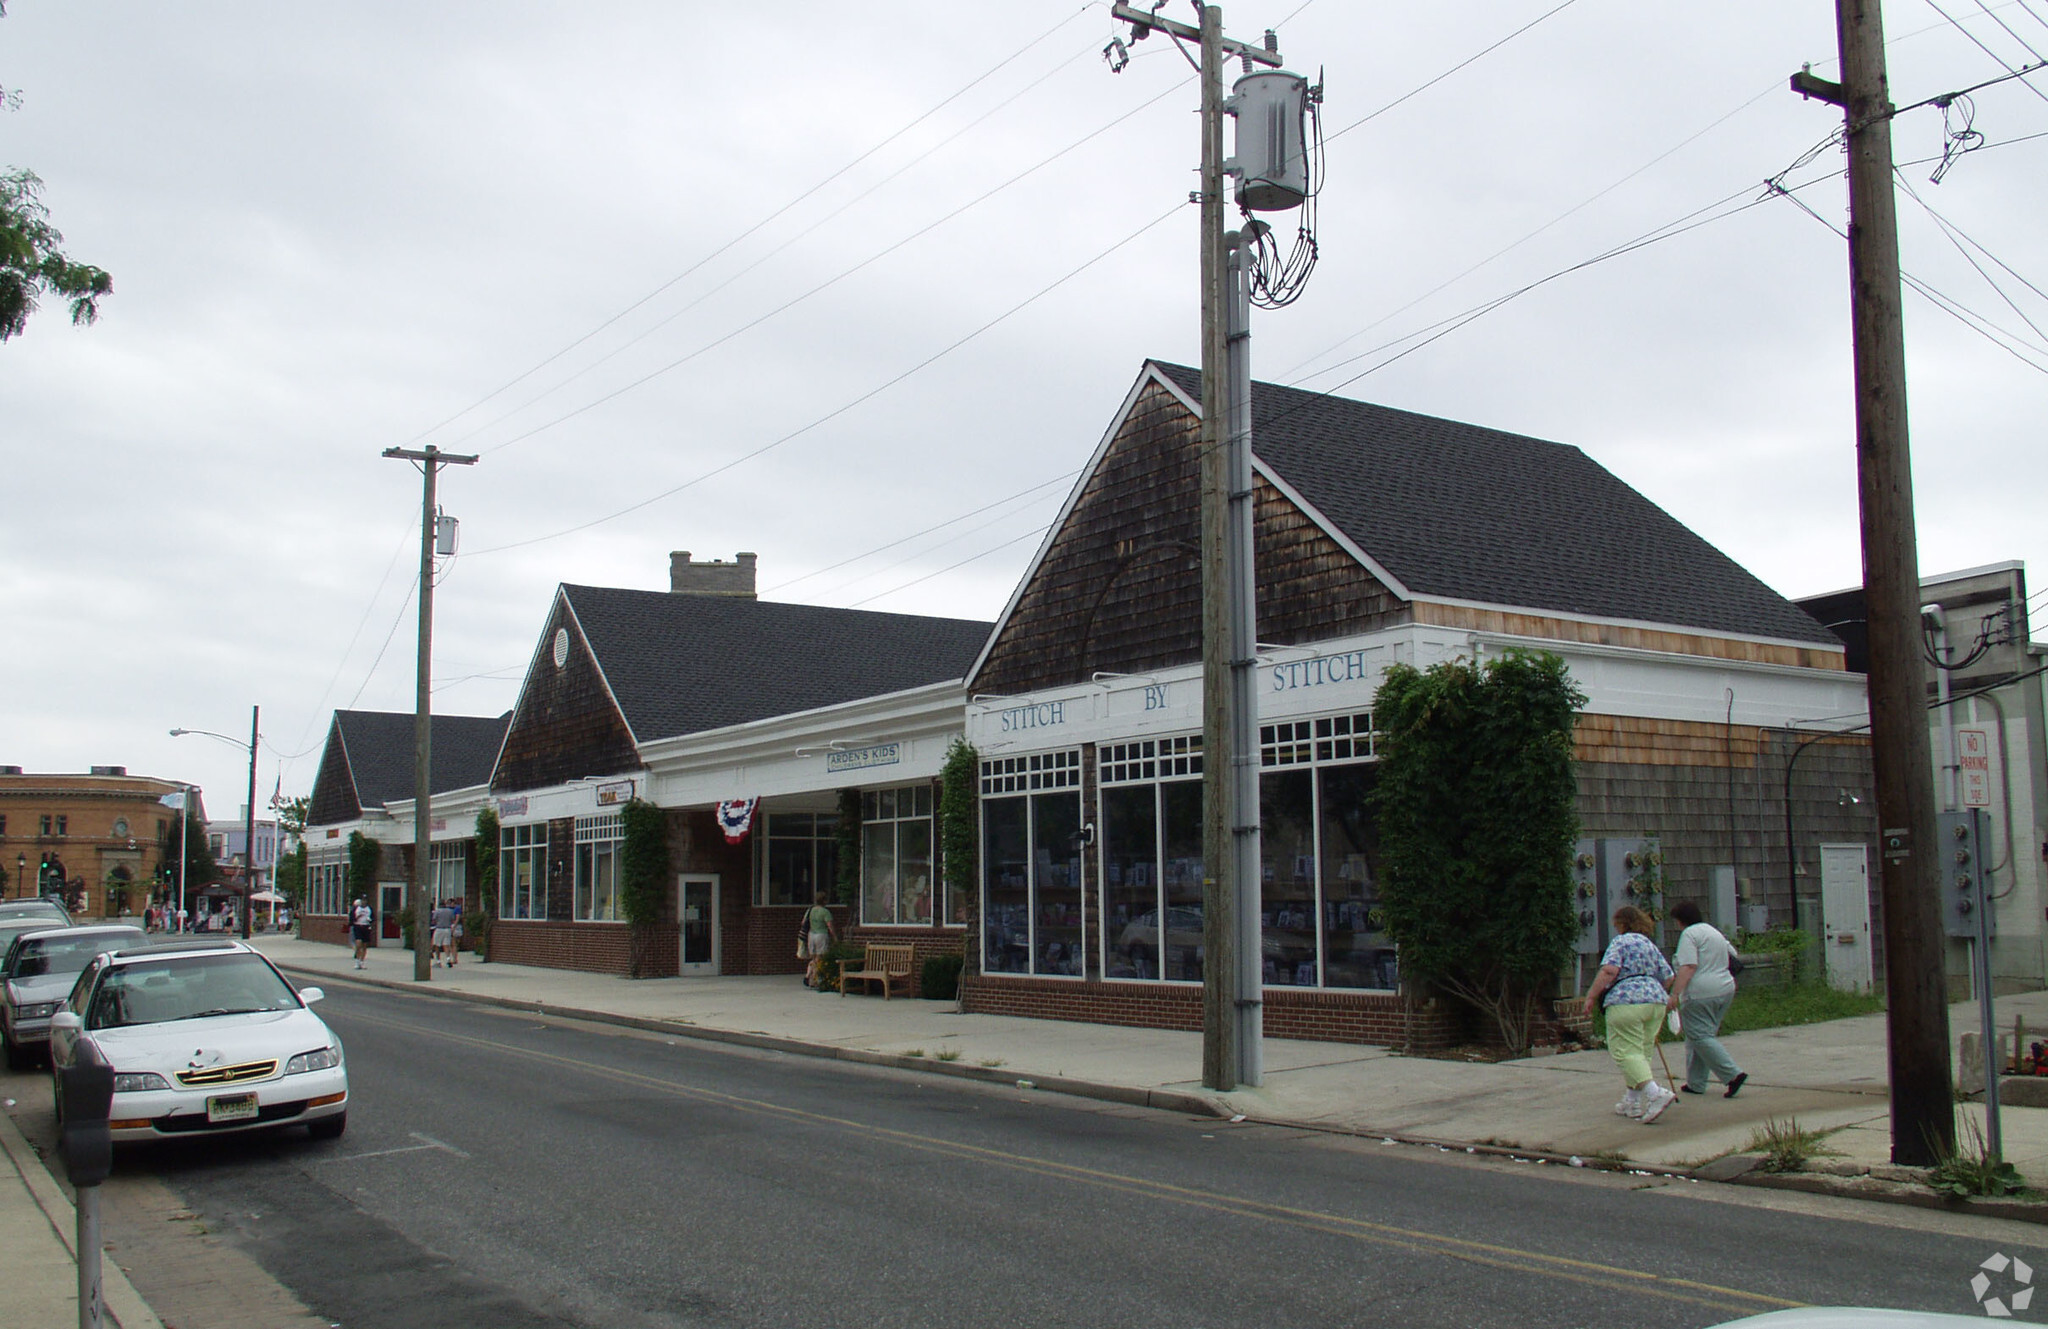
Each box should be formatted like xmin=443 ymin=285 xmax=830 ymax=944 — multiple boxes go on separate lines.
xmin=1371 ymin=650 xmax=1584 ymax=1050
xmin=0 ymin=168 xmax=111 ymax=341
xmin=618 ymin=798 xmax=669 ymax=929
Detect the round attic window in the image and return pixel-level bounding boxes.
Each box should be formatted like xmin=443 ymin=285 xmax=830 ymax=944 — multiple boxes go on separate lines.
xmin=552 ymin=628 xmax=570 ymax=669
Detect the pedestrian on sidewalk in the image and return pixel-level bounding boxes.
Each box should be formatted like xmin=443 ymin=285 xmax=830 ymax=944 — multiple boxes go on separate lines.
xmin=350 ymin=898 xmax=373 ymax=969
xmin=803 ymin=891 xmax=837 ymax=989
xmin=430 ymin=901 xmax=455 ymax=968
xmin=1583 ymin=904 xmax=1677 ymax=1124
xmin=449 ymin=901 xmax=462 ymax=966
xmin=1666 ymin=899 xmax=1748 ymax=1099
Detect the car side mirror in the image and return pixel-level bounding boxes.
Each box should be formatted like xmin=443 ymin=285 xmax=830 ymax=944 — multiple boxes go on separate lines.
xmin=49 ymin=1010 xmax=81 ymax=1034
xmin=297 ymin=987 xmax=324 ymax=1005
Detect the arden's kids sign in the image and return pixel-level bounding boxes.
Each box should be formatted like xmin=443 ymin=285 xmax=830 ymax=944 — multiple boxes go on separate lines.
xmin=826 ymin=743 xmax=900 ymax=773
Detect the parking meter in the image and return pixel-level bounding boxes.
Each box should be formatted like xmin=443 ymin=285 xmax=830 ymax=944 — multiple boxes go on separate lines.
xmin=57 ymin=1038 xmax=114 ymax=1188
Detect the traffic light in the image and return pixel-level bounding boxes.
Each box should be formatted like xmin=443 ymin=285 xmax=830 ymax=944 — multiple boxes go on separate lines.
xmin=1939 ymin=808 xmax=1995 ymax=939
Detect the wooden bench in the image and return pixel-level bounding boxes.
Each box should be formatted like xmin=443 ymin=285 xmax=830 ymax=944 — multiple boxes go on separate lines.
xmin=839 ymin=943 xmax=915 ymax=999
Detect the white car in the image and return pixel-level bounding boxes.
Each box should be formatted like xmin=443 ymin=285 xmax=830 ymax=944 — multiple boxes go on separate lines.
xmin=1 ymin=923 xmax=145 ymax=1069
xmin=47 ymin=939 xmax=347 ymax=1142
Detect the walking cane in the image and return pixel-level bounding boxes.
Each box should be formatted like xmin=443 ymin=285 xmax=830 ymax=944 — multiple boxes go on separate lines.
xmin=1654 ymin=1008 xmax=1679 ymax=1090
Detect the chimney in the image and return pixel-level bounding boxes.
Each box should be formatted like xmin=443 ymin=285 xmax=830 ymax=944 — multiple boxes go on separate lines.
xmin=669 ymin=551 xmax=758 ymax=599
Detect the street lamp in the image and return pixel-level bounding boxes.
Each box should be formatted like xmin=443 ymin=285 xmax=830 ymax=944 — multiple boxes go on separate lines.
xmin=170 ymin=705 xmax=260 ymax=940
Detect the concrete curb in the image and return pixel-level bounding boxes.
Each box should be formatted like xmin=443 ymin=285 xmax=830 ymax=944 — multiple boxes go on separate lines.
xmin=277 ymin=963 xmax=1230 ymax=1121
xmin=0 ymin=1107 xmax=165 ymax=1329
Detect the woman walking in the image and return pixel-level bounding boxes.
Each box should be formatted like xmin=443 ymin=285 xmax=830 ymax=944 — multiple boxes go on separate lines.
xmin=1667 ymin=899 xmax=1748 ymax=1097
xmin=802 ymin=891 xmax=838 ymax=989
xmin=1582 ymin=905 xmax=1677 ymax=1124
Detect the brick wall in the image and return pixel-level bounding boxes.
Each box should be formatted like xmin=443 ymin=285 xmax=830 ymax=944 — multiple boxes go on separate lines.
xmin=300 ymin=916 xmax=349 ymax=947
xmin=959 ymin=975 xmax=1463 ymax=1051
xmin=487 ymin=919 xmax=636 ymax=975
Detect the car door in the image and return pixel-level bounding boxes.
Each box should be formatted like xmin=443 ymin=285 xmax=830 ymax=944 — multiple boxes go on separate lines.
xmin=46 ymin=954 xmax=105 ymax=1072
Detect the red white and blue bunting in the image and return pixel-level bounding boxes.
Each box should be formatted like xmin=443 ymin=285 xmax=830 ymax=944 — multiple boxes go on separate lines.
xmin=715 ymin=797 xmax=759 ymax=845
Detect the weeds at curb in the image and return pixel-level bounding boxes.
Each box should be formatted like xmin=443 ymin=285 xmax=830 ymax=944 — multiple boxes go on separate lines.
xmin=1929 ymin=1118 xmax=2028 ymax=1199
xmin=1746 ymin=1117 xmax=1841 ymax=1174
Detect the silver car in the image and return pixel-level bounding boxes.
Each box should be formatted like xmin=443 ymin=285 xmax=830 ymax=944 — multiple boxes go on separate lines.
xmin=2 ymin=924 xmax=145 ymax=1068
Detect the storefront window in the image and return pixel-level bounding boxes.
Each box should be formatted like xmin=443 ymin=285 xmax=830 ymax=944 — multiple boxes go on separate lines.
xmin=500 ymin=823 xmax=547 ymax=920
xmin=428 ymin=840 xmax=468 ymax=907
xmin=1260 ymin=769 xmax=1319 ymax=987
xmin=979 ymin=751 xmax=1083 ymax=976
xmin=761 ymin=812 xmax=838 ymax=906
xmin=861 ymin=785 xmax=934 ymax=925
xmin=308 ymin=856 xmax=344 ymax=915
xmin=1098 ymin=738 xmax=1205 ymax=984
xmin=573 ymin=815 xmax=621 ymax=922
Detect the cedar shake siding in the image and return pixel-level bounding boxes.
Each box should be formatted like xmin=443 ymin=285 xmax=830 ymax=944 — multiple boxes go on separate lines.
xmin=973 ymin=378 xmax=1408 ymax=696
xmin=307 ymin=710 xmax=510 ymax=825
xmin=306 ymin=717 xmax=362 ymax=827
xmin=493 ymin=600 xmax=642 ymax=793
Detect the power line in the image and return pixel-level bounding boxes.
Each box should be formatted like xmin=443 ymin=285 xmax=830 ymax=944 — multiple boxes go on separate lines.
xmin=1896 ymin=172 xmax=2048 ymax=344
xmin=467 ymin=199 xmax=1186 ymax=556
xmin=455 ymin=34 xmax=1101 ymax=455
xmin=1971 ymin=0 xmax=2048 ymax=63
xmin=473 ymin=77 xmax=1192 ymax=460
xmin=845 ymin=523 xmax=1052 ymax=609
xmin=1324 ymin=0 xmax=1580 ymax=144
xmin=398 ymin=5 xmax=1097 ymax=452
xmin=1921 ymin=0 xmax=2048 ymax=105
xmin=815 ymin=491 xmax=1068 ymax=603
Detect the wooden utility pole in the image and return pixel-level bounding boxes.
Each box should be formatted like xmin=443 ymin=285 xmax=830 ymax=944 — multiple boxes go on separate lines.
xmin=382 ymin=444 xmax=477 ymax=983
xmin=1795 ymin=0 xmax=1953 ymax=1164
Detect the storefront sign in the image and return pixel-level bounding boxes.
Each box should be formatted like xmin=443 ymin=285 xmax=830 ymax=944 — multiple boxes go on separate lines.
xmin=430 ymin=818 xmax=446 ymax=832
xmin=826 ymin=743 xmax=900 ymax=773
xmin=1958 ymin=727 xmax=1994 ymax=808
xmin=1269 ymin=648 xmax=1372 ymax=694
xmin=594 ymin=779 xmax=635 ymax=807
xmin=497 ymin=796 xmax=529 ymax=817
xmin=998 ymin=699 xmax=1068 ymax=733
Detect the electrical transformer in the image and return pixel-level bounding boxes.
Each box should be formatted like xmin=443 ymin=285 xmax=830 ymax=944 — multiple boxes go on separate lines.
xmin=1230 ymin=69 xmax=1310 ymax=211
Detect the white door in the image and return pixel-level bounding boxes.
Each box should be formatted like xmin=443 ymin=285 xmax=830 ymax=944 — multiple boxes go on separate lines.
xmin=1819 ymin=843 xmax=1872 ymax=991
xmin=679 ymin=874 xmax=719 ymax=976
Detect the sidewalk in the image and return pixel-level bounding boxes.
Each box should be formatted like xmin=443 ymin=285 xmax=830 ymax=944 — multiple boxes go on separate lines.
xmin=252 ymin=935 xmax=2048 ymax=1183
xmin=0 ymin=1107 xmax=163 ymax=1329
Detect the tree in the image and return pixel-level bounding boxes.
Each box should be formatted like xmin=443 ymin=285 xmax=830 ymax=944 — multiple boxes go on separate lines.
xmin=1371 ymin=650 xmax=1586 ymax=1056
xmin=1 ymin=0 xmax=112 ymax=341
xmin=158 ymin=808 xmax=219 ymax=896
xmin=274 ymin=841 xmax=308 ymax=909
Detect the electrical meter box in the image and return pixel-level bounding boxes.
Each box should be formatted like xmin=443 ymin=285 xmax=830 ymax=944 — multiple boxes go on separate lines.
xmin=1938 ymin=808 xmax=1995 ymax=939
xmin=1571 ymin=836 xmax=1663 ymax=956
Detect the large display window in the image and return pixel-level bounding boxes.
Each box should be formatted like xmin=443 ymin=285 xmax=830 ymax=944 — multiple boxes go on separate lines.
xmin=499 ymin=823 xmax=547 ymax=920
xmin=1257 ymin=712 xmax=1395 ymax=990
xmin=862 ymin=786 xmax=934 ymax=925
xmin=979 ymin=751 xmax=1083 ymax=976
xmin=573 ymin=815 xmax=622 ymax=922
xmin=1099 ymin=736 xmax=1205 ymax=982
xmin=759 ymin=812 xmax=839 ymax=907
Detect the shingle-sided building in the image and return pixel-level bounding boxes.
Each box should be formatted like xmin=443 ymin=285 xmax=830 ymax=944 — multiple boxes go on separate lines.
xmin=477 ymin=563 xmax=993 ymax=978
xmin=956 ymin=361 xmax=1875 ymax=1046
xmin=302 ymin=709 xmax=511 ymax=944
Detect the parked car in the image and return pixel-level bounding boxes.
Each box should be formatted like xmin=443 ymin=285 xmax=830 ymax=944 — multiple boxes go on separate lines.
xmin=47 ymin=939 xmax=347 ymax=1142
xmin=1 ymin=923 xmax=145 ymax=1068
xmin=0 ymin=898 xmax=71 ymax=929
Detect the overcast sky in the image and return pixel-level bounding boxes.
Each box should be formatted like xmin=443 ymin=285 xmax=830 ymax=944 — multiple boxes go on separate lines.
xmin=4 ymin=1 xmax=2044 ymax=815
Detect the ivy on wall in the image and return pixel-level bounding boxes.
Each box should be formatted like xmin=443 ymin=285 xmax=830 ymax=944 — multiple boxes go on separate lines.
xmin=473 ymin=807 xmax=499 ymax=958
xmin=939 ymin=738 xmax=977 ymax=916
xmin=621 ymin=799 xmax=671 ymax=978
xmin=835 ymin=788 xmax=861 ymax=905
xmin=346 ymin=830 xmax=381 ymax=905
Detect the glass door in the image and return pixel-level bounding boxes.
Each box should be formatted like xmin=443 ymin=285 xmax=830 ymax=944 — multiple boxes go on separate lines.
xmin=378 ymin=882 xmax=405 ymax=941
xmin=679 ymin=874 xmax=718 ymax=975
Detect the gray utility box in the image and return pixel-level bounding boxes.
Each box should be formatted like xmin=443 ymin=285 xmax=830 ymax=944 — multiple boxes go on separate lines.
xmin=1571 ymin=837 xmax=1663 ymax=956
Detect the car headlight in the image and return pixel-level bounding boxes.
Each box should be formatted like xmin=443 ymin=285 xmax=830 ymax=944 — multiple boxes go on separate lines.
xmin=111 ymin=1072 xmax=171 ymax=1093
xmin=284 ymin=1045 xmax=342 ymax=1075
xmin=16 ymin=1002 xmax=59 ymax=1020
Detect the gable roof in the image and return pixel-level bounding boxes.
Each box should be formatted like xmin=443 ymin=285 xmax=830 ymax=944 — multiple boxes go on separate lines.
xmin=560 ymin=585 xmax=993 ymax=744
xmin=1151 ymin=361 xmax=1839 ymax=647
xmin=330 ymin=710 xmax=512 ymax=813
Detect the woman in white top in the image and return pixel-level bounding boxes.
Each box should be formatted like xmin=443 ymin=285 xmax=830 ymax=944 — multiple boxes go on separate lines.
xmin=1666 ymin=899 xmax=1747 ymax=1098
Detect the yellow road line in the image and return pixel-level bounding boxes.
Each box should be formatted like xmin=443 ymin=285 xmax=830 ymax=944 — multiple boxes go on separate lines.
xmin=343 ymin=1007 xmax=1802 ymax=1315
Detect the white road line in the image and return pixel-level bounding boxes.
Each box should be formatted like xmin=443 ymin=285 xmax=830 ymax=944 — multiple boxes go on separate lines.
xmin=409 ymin=1131 xmax=471 ymax=1158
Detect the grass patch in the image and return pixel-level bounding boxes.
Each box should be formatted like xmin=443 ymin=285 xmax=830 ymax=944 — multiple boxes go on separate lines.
xmin=902 ymin=1048 xmax=926 ymax=1058
xmin=936 ymin=1049 xmax=963 ymax=1062
xmin=1745 ymin=1117 xmax=1841 ymax=1173
xmin=1929 ymin=1117 xmax=2028 ymax=1198
xmin=978 ymin=1057 xmax=1006 ymax=1069
xmin=1720 ymin=981 xmax=1883 ymax=1034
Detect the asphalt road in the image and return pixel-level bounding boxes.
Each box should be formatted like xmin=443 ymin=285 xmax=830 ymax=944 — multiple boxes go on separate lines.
xmin=7 ymin=981 xmax=2046 ymax=1328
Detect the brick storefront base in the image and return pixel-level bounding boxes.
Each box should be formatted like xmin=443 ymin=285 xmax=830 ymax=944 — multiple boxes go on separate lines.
xmin=486 ymin=921 xmax=664 ymax=977
xmin=959 ymin=975 xmax=1464 ymax=1051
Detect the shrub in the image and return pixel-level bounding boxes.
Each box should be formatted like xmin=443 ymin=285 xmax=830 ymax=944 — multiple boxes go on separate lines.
xmin=922 ymin=953 xmax=964 ymax=1001
xmin=811 ymin=940 xmax=864 ymax=994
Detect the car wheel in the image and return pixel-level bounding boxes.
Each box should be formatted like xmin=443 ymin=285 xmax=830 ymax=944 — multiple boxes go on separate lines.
xmin=307 ymin=1112 xmax=346 ymax=1140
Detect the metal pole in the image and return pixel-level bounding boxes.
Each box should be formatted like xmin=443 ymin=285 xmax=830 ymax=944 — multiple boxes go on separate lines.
xmin=75 ymin=1184 xmax=101 ymax=1329
xmin=242 ymin=705 xmax=258 ymax=940
xmin=178 ymin=786 xmax=188 ymax=932
xmin=1225 ymin=230 xmax=1262 ymax=1085
xmin=1197 ymin=1 xmax=1239 ymax=1093
xmin=1827 ymin=0 xmax=1955 ymax=1164
xmin=412 ymin=456 xmax=437 ymax=983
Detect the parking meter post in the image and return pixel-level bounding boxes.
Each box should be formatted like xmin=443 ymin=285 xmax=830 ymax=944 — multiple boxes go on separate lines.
xmin=57 ymin=1039 xmax=114 ymax=1329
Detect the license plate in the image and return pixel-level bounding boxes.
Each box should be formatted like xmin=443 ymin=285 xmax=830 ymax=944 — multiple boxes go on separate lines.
xmin=206 ymin=1093 xmax=259 ymax=1123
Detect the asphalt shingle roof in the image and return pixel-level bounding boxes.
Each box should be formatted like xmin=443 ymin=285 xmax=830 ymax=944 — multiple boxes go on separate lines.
xmin=336 ymin=710 xmax=511 ymax=810
xmin=562 ymin=586 xmax=993 ymax=743
xmin=1153 ymin=362 xmax=1839 ymax=646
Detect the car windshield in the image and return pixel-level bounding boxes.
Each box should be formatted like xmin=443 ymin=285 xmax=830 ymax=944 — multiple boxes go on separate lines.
xmin=0 ymin=904 xmax=67 ymax=924
xmin=88 ymin=953 xmax=302 ymax=1030
xmin=9 ymin=929 xmax=145 ymax=980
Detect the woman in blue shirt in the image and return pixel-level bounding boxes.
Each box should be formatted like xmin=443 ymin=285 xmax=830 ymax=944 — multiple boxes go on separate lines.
xmin=1581 ymin=905 xmax=1677 ymax=1123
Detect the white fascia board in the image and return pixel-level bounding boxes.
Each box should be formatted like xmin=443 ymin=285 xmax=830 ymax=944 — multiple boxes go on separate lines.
xmin=964 ymin=622 xmax=1870 ymax=753
xmin=381 ymin=783 xmax=495 ymax=841
xmin=1412 ymin=594 xmax=1848 ymax=659
xmin=1250 ymin=457 xmax=1416 ymax=601
xmin=637 ymin=679 xmax=968 ymax=807
xmin=965 ymin=364 xmax=1176 ymax=688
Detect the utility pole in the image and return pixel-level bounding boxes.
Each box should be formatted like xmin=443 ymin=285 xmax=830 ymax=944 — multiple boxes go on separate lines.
xmin=242 ymin=705 xmax=258 ymax=939
xmin=1792 ymin=0 xmax=1953 ymax=1165
xmin=1111 ymin=2 xmax=1289 ymax=1091
xmin=382 ymin=444 xmax=477 ymax=983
